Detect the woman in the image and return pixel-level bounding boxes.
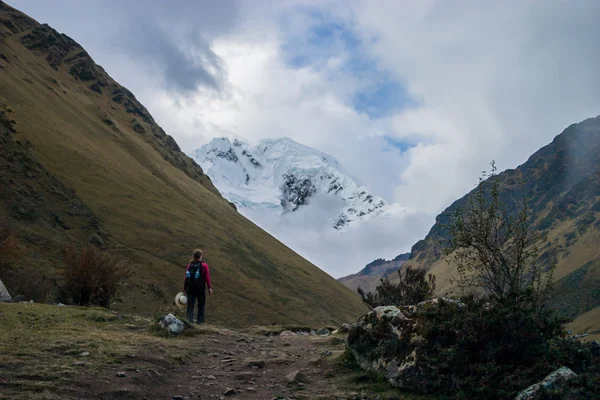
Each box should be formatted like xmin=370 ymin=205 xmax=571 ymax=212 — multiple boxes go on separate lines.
xmin=183 ymin=249 xmax=213 ymax=323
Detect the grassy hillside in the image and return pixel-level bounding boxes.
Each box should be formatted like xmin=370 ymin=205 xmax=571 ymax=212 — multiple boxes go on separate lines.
xmin=400 ymin=116 xmax=600 ymax=320
xmin=568 ymin=306 xmax=600 ymax=342
xmin=0 ymin=2 xmax=367 ymax=327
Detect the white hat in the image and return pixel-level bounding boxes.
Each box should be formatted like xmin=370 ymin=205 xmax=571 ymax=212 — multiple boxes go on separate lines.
xmin=175 ymin=292 xmax=188 ymax=309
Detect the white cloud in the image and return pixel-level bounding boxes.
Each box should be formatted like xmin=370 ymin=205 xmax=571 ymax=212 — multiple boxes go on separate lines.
xmin=353 ymin=0 xmax=600 ymax=212
xmin=10 ymin=0 xmax=600 ymax=278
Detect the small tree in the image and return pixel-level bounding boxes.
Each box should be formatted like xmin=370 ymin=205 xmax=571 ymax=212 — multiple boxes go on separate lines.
xmin=358 ymin=265 xmax=436 ymax=308
xmin=445 ymin=161 xmax=553 ymax=310
xmin=60 ymin=245 xmax=130 ymax=307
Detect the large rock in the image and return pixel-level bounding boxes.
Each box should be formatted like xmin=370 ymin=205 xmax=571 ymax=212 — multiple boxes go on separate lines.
xmin=346 ymin=300 xmax=463 ymax=391
xmin=346 ymin=305 xmax=424 ymax=391
xmin=0 ymin=278 xmax=11 ymax=302
xmin=514 ymin=366 xmax=577 ymax=400
xmin=158 ymin=313 xmax=185 ymax=335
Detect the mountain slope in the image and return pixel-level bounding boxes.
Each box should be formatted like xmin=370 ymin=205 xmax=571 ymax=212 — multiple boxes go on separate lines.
xmin=401 ymin=116 xmax=600 ymax=318
xmin=338 ymin=253 xmax=410 ymax=294
xmin=191 ymin=137 xmax=406 ymax=231
xmin=0 ymin=2 xmax=367 ymax=327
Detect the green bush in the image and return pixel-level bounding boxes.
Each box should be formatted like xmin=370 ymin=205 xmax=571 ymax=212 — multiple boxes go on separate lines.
xmin=414 ymin=295 xmax=571 ymax=398
xmin=357 ymin=265 xmax=436 ymax=308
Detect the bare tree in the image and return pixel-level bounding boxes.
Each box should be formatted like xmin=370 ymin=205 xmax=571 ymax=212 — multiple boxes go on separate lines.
xmin=445 ymin=161 xmax=553 ymax=310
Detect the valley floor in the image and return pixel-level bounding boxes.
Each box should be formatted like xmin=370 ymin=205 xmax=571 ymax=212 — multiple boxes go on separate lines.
xmin=0 ymin=303 xmax=425 ymax=400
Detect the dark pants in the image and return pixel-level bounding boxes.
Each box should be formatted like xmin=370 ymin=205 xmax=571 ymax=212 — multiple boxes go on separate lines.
xmin=186 ymin=290 xmax=206 ymax=323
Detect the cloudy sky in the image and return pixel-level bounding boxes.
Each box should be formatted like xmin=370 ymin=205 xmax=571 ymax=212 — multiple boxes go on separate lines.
xmin=11 ymin=0 xmax=600 ymax=277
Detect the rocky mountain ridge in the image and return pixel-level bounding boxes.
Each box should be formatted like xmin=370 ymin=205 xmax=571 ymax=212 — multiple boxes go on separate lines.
xmin=338 ymin=252 xmax=411 ymax=294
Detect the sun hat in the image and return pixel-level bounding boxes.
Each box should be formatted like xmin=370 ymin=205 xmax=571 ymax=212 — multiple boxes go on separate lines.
xmin=175 ymin=292 xmax=188 ymax=309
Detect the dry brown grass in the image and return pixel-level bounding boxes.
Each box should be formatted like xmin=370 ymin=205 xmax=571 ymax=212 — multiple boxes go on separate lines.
xmin=0 ymin=303 xmax=198 ymax=400
xmin=59 ymin=245 xmax=130 ymax=307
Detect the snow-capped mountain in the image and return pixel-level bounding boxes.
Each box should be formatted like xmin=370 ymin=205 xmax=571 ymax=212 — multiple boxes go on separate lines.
xmin=190 ymin=137 xmax=404 ymax=230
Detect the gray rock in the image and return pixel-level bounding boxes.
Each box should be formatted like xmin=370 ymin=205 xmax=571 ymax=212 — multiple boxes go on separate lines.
xmin=514 ymin=366 xmax=577 ymax=400
xmin=279 ymin=330 xmax=296 ymax=337
xmin=346 ymin=304 xmax=428 ymax=391
xmin=315 ymin=328 xmax=330 ymax=336
xmin=116 ymin=371 xmax=126 ymax=377
xmin=285 ymin=370 xmax=309 ymax=384
xmin=223 ymin=388 xmax=237 ymax=396
xmin=158 ymin=313 xmax=185 ymax=335
xmin=172 ymin=396 xmax=184 ymax=400
xmin=0 ymin=279 xmax=11 ymax=302
xmin=56 ymin=303 xmax=66 ymax=306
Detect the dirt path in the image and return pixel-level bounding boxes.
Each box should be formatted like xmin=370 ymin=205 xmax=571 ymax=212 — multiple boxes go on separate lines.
xmin=76 ymin=329 xmax=364 ymax=400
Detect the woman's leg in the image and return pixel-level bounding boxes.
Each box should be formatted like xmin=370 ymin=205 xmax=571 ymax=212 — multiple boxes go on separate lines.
xmin=197 ymin=290 xmax=206 ymax=323
xmin=186 ymin=292 xmax=196 ymax=322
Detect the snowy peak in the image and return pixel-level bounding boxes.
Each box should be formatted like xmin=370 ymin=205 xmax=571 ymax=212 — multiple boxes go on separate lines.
xmin=191 ymin=137 xmax=396 ymax=230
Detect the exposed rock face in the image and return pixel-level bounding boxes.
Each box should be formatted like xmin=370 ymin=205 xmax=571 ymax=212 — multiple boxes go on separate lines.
xmin=280 ymin=173 xmax=317 ymax=212
xmin=514 ymin=366 xmax=577 ymax=400
xmin=0 ymin=278 xmax=11 ymax=302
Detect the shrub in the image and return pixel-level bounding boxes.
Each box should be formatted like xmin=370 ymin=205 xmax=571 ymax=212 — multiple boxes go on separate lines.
xmin=357 ymin=265 xmax=436 ymax=308
xmin=415 ymin=295 xmax=569 ymax=398
xmin=59 ymin=245 xmax=130 ymax=307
